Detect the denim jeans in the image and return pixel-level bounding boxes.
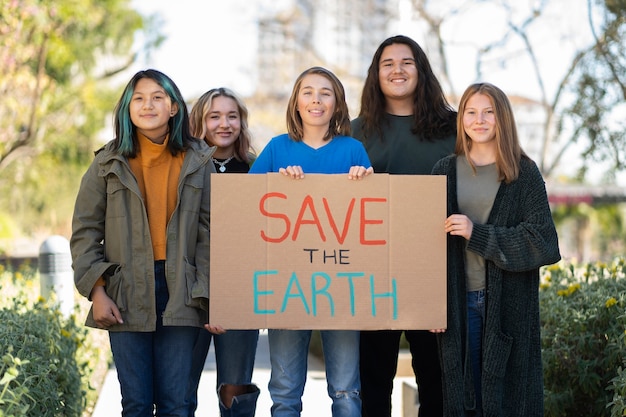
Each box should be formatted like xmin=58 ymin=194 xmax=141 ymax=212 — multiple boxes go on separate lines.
xmin=268 ymin=329 xmax=361 ymax=417
xmin=187 ymin=328 xmax=259 ymax=416
xmin=467 ymin=290 xmax=486 ymax=417
xmin=109 ymin=261 xmax=200 ymax=417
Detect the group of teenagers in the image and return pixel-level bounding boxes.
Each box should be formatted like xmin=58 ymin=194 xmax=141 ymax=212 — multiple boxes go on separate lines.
xmin=70 ymin=34 xmax=561 ymax=417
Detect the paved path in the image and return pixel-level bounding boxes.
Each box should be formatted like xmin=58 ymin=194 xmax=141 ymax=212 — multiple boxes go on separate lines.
xmin=91 ymin=330 xmax=415 ymax=416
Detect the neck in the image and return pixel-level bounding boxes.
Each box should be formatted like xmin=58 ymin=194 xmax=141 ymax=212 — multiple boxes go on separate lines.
xmin=211 ymin=144 xmax=235 ymax=159
xmin=468 ymin=144 xmax=496 ymax=166
xmin=137 ymin=128 xmax=168 ymax=145
xmin=302 ymin=126 xmax=330 ymax=149
xmin=385 ymin=98 xmax=413 ymax=116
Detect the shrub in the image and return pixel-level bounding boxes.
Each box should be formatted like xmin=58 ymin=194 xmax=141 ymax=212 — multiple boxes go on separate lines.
xmin=0 ymin=295 xmax=87 ymax=416
xmin=541 ymin=259 xmax=626 ymax=417
xmin=0 ymin=262 xmax=111 ymax=417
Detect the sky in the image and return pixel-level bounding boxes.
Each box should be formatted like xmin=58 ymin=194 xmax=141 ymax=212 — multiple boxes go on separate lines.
xmin=129 ymin=0 xmax=260 ymax=99
xmin=128 ymin=0 xmax=592 ymax=102
xmin=126 ymin=0 xmax=621 ymax=183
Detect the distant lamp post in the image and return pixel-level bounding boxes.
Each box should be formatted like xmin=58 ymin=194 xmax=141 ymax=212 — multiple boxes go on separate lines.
xmin=39 ymin=235 xmax=74 ymax=317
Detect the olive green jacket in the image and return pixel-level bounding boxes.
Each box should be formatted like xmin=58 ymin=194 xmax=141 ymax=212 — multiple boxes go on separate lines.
xmin=71 ymin=139 xmax=215 ymax=331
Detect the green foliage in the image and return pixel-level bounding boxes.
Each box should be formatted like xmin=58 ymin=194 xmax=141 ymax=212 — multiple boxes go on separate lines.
xmin=0 ymin=0 xmax=163 ymax=236
xmin=0 ymin=295 xmax=87 ymax=416
xmin=541 ymin=259 xmax=626 ymax=417
xmin=0 ymin=263 xmax=111 ymax=417
xmin=607 ymin=361 xmax=626 ymax=417
xmin=560 ymin=0 xmax=626 ymax=180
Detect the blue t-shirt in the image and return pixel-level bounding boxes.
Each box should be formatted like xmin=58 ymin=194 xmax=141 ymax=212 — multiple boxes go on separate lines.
xmin=249 ymin=133 xmax=372 ymax=174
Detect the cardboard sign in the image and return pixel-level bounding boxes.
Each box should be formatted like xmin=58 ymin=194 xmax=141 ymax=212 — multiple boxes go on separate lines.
xmin=209 ymin=173 xmax=446 ymax=330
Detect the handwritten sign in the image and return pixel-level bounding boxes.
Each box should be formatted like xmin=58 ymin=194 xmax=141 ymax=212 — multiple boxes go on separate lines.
xmin=209 ymin=173 xmax=446 ymax=330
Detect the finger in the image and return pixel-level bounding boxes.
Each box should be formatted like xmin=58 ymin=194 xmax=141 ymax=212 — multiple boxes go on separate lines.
xmin=110 ymin=306 xmax=124 ymax=324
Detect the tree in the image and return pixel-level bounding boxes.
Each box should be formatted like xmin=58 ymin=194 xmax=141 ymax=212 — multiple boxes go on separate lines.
xmin=408 ymin=0 xmax=626 ymax=182
xmin=0 ymin=0 xmax=163 ymax=238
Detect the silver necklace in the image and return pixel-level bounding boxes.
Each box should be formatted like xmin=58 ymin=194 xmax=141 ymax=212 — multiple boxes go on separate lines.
xmin=212 ymin=156 xmax=234 ymax=172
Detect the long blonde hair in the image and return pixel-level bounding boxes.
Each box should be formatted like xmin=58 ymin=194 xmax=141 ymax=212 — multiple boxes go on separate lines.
xmin=189 ymin=87 xmax=255 ymax=163
xmin=455 ymin=83 xmax=527 ymax=183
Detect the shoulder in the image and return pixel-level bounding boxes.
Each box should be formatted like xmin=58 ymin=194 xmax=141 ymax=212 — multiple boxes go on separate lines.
xmin=93 ymin=140 xmax=118 ymax=162
xmin=266 ymin=133 xmax=292 ymax=146
xmin=335 ymin=135 xmax=367 ymax=148
xmin=432 ymin=154 xmax=456 ymax=172
xmin=350 ymin=117 xmax=363 ymax=130
xmin=518 ymin=156 xmax=543 ymax=181
xmin=185 ymin=137 xmax=212 ymax=157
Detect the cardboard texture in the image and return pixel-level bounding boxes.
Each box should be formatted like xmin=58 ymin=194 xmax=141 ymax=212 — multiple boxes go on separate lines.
xmin=209 ymin=173 xmax=446 ymax=330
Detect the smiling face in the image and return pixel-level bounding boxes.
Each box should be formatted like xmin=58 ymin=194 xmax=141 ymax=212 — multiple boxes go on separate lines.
xmin=378 ymin=43 xmax=418 ymax=107
xmin=296 ymin=73 xmax=336 ymax=130
xmin=462 ymin=93 xmax=497 ymax=147
xmin=204 ymin=95 xmax=241 ymax=157
xmin=129 ymin=77 xmax=177 ymax=142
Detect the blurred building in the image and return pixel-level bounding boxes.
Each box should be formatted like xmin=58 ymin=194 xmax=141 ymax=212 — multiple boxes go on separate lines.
xmin=256 ymin=0 xmax=393 ymax=110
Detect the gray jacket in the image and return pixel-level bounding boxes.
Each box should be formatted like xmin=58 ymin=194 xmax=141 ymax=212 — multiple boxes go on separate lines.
xmin=71 ymin=139 xmax=214 ymax=331
xmin=432 ymin=155 xmax=561 ymax=417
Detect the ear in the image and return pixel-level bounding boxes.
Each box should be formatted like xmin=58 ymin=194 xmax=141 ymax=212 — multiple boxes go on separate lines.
xmin=170 ymin=103 xmax=179 ymax=117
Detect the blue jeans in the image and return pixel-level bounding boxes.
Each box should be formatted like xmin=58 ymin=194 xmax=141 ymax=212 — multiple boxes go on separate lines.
xmin=187 ymin=329 xmax=260 ymax=416
xmin=268 ymin=329 xmax=361 ymax=417
xmin=467 ymin=290 xmax=486 ymax=417
xmin=109 ymin=261 xmax=200 ymax=417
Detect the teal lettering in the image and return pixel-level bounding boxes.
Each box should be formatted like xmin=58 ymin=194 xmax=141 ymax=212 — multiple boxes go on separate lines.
xmin=336 ymin=272 xmax=365 ymax=316
xmin=281 ymin=272 xmax=310 ymax=314
xmin=369 ymin=275 xmax=398 ymax=319
xmin=311 ymin=272 xmax=334 ymax=316
xmin=253 ymin=270 xmax=277 ymax=314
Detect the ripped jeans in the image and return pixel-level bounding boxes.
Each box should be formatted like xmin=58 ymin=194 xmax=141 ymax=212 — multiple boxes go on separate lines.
xmin=268 ymin=329 xmax=361 ymax=417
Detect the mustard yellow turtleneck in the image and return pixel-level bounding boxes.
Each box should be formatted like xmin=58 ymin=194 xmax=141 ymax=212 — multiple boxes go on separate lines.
xmin=128 ymin=132 xmax=185 ymax=261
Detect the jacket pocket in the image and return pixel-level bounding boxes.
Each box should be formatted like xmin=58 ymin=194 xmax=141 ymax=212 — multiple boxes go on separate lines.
xmin=105 ymin=265 xmax=128 ymax=313
xmin=105 ymin=177 xmax=131 ymax=219
xmin=481 ymin=330 xmax=513 ymax=413
xmin=179 ymin=170 xmax=205 ymax=215
xmin=185 ymin=260 xmax=208 ymax=310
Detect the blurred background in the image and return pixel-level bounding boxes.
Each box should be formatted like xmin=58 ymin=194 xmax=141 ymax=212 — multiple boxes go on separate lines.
xmin=1 ymin=0 xmax=625 ymax=263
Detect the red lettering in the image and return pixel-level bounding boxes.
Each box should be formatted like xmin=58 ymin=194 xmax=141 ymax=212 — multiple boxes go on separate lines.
xmin=360 ymin=198 xmax=387 ymax=245
xmin=323 ymin=198 xmax=356 ymax=245
xmin=292 ymin=195 xmax=326 ymax=241
xmin=259 ymin=192 xmax=290 ymax=243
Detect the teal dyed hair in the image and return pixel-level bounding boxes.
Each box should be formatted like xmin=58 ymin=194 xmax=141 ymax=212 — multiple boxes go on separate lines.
xmin=113 ymin=69 xmax=192 ymax=157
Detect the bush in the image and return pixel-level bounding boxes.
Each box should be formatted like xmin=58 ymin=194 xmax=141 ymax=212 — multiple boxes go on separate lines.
xmin=0 ymin=262 xmax=111 ymax=417
xmin=0 ymin=295 xmax=87 ymax=416
xmin=541 ymin=259 xmax=626 ymax=417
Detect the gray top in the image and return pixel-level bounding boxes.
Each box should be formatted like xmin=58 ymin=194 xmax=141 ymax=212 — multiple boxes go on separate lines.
xmin=457 ymin=156 xmax=500 ymax=291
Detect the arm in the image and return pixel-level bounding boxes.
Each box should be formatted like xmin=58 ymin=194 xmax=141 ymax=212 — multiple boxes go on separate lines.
xmin=70 ymin=156 xmax=123 ymax=326
xmin=467 ymin=164 xmax=561 ymax=272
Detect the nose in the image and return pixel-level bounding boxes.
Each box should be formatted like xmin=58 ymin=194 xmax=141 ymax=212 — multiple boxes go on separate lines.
xmin=219 ymin=116 xmax=229 ymax=127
